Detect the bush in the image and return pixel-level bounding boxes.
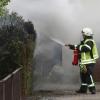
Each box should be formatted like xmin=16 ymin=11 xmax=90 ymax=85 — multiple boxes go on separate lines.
xmin=0 ymin=12 xmax=36 ymax=80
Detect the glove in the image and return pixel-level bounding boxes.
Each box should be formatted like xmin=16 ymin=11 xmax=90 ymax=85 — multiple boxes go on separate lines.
xmin=68 ymin=44 xmax=74 ymax=49
xmin=80 ymin=65 xmax=87 ymax=73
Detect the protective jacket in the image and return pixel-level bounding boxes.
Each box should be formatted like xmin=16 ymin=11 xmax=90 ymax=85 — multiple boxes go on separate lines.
xmin=79 ymin=38 xmax=99 ymax=64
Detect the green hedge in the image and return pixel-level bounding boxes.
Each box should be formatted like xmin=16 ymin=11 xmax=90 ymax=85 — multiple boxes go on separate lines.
xmin=0 ymin=12 xmax=36 ymax=80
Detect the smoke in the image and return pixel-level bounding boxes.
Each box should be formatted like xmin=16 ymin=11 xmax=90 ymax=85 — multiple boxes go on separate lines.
xmin=8 ymin=0 xmax=82 ymax=43
xmin=8 ymin=0 xmax=100 ymax=39
xmin=8 ymin=0 xmax=100 ymax=90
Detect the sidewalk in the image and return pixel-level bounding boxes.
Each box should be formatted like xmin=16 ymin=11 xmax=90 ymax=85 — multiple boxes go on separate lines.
xmin=23 ymin=92 xmax=100 ymax=100
xmin=36 ymin=93 xmax=100 ymax=100
xmin=22 ymin=83 xmax=100 ymax=100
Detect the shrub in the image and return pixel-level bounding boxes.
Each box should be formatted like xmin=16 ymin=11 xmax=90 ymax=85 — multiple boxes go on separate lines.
xmin=0 ymin=12 xmax=36 ymax=80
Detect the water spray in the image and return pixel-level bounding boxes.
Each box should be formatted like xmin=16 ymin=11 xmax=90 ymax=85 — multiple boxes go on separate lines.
xmin=50 ymin=37 xmax=68 ymax=47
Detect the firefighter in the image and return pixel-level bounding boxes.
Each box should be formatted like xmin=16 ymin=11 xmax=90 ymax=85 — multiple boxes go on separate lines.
xmin=65 ymin=27 xmax=99 ymax=94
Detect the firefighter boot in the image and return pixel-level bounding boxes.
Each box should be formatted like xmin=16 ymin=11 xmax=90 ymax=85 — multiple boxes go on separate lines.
xmin=89 ymin=86 xmax=96 ymax=94
xmin=76 ymin=86 xmax=87 ymax=94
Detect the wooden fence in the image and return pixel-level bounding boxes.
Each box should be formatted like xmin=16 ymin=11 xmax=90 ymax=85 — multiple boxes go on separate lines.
xmin=0 ymin=68 xmax=22 ymax=100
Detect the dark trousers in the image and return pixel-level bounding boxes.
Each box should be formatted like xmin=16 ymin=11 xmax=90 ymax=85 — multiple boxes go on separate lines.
xmin=80 ymin=63 xmax=96 ymax=92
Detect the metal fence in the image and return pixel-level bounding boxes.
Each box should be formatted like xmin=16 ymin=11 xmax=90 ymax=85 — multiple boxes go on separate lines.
xmin=0 ymin=68 xmax=22 ymax=100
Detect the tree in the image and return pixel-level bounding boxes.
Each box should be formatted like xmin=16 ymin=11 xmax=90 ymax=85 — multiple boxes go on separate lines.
xmin=0 ymin=0 xmax=10 ymax=16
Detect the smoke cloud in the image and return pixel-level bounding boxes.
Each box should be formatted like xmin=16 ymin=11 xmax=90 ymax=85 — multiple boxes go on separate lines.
xmin=8 ymin=0 xmax=100 ymax=43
